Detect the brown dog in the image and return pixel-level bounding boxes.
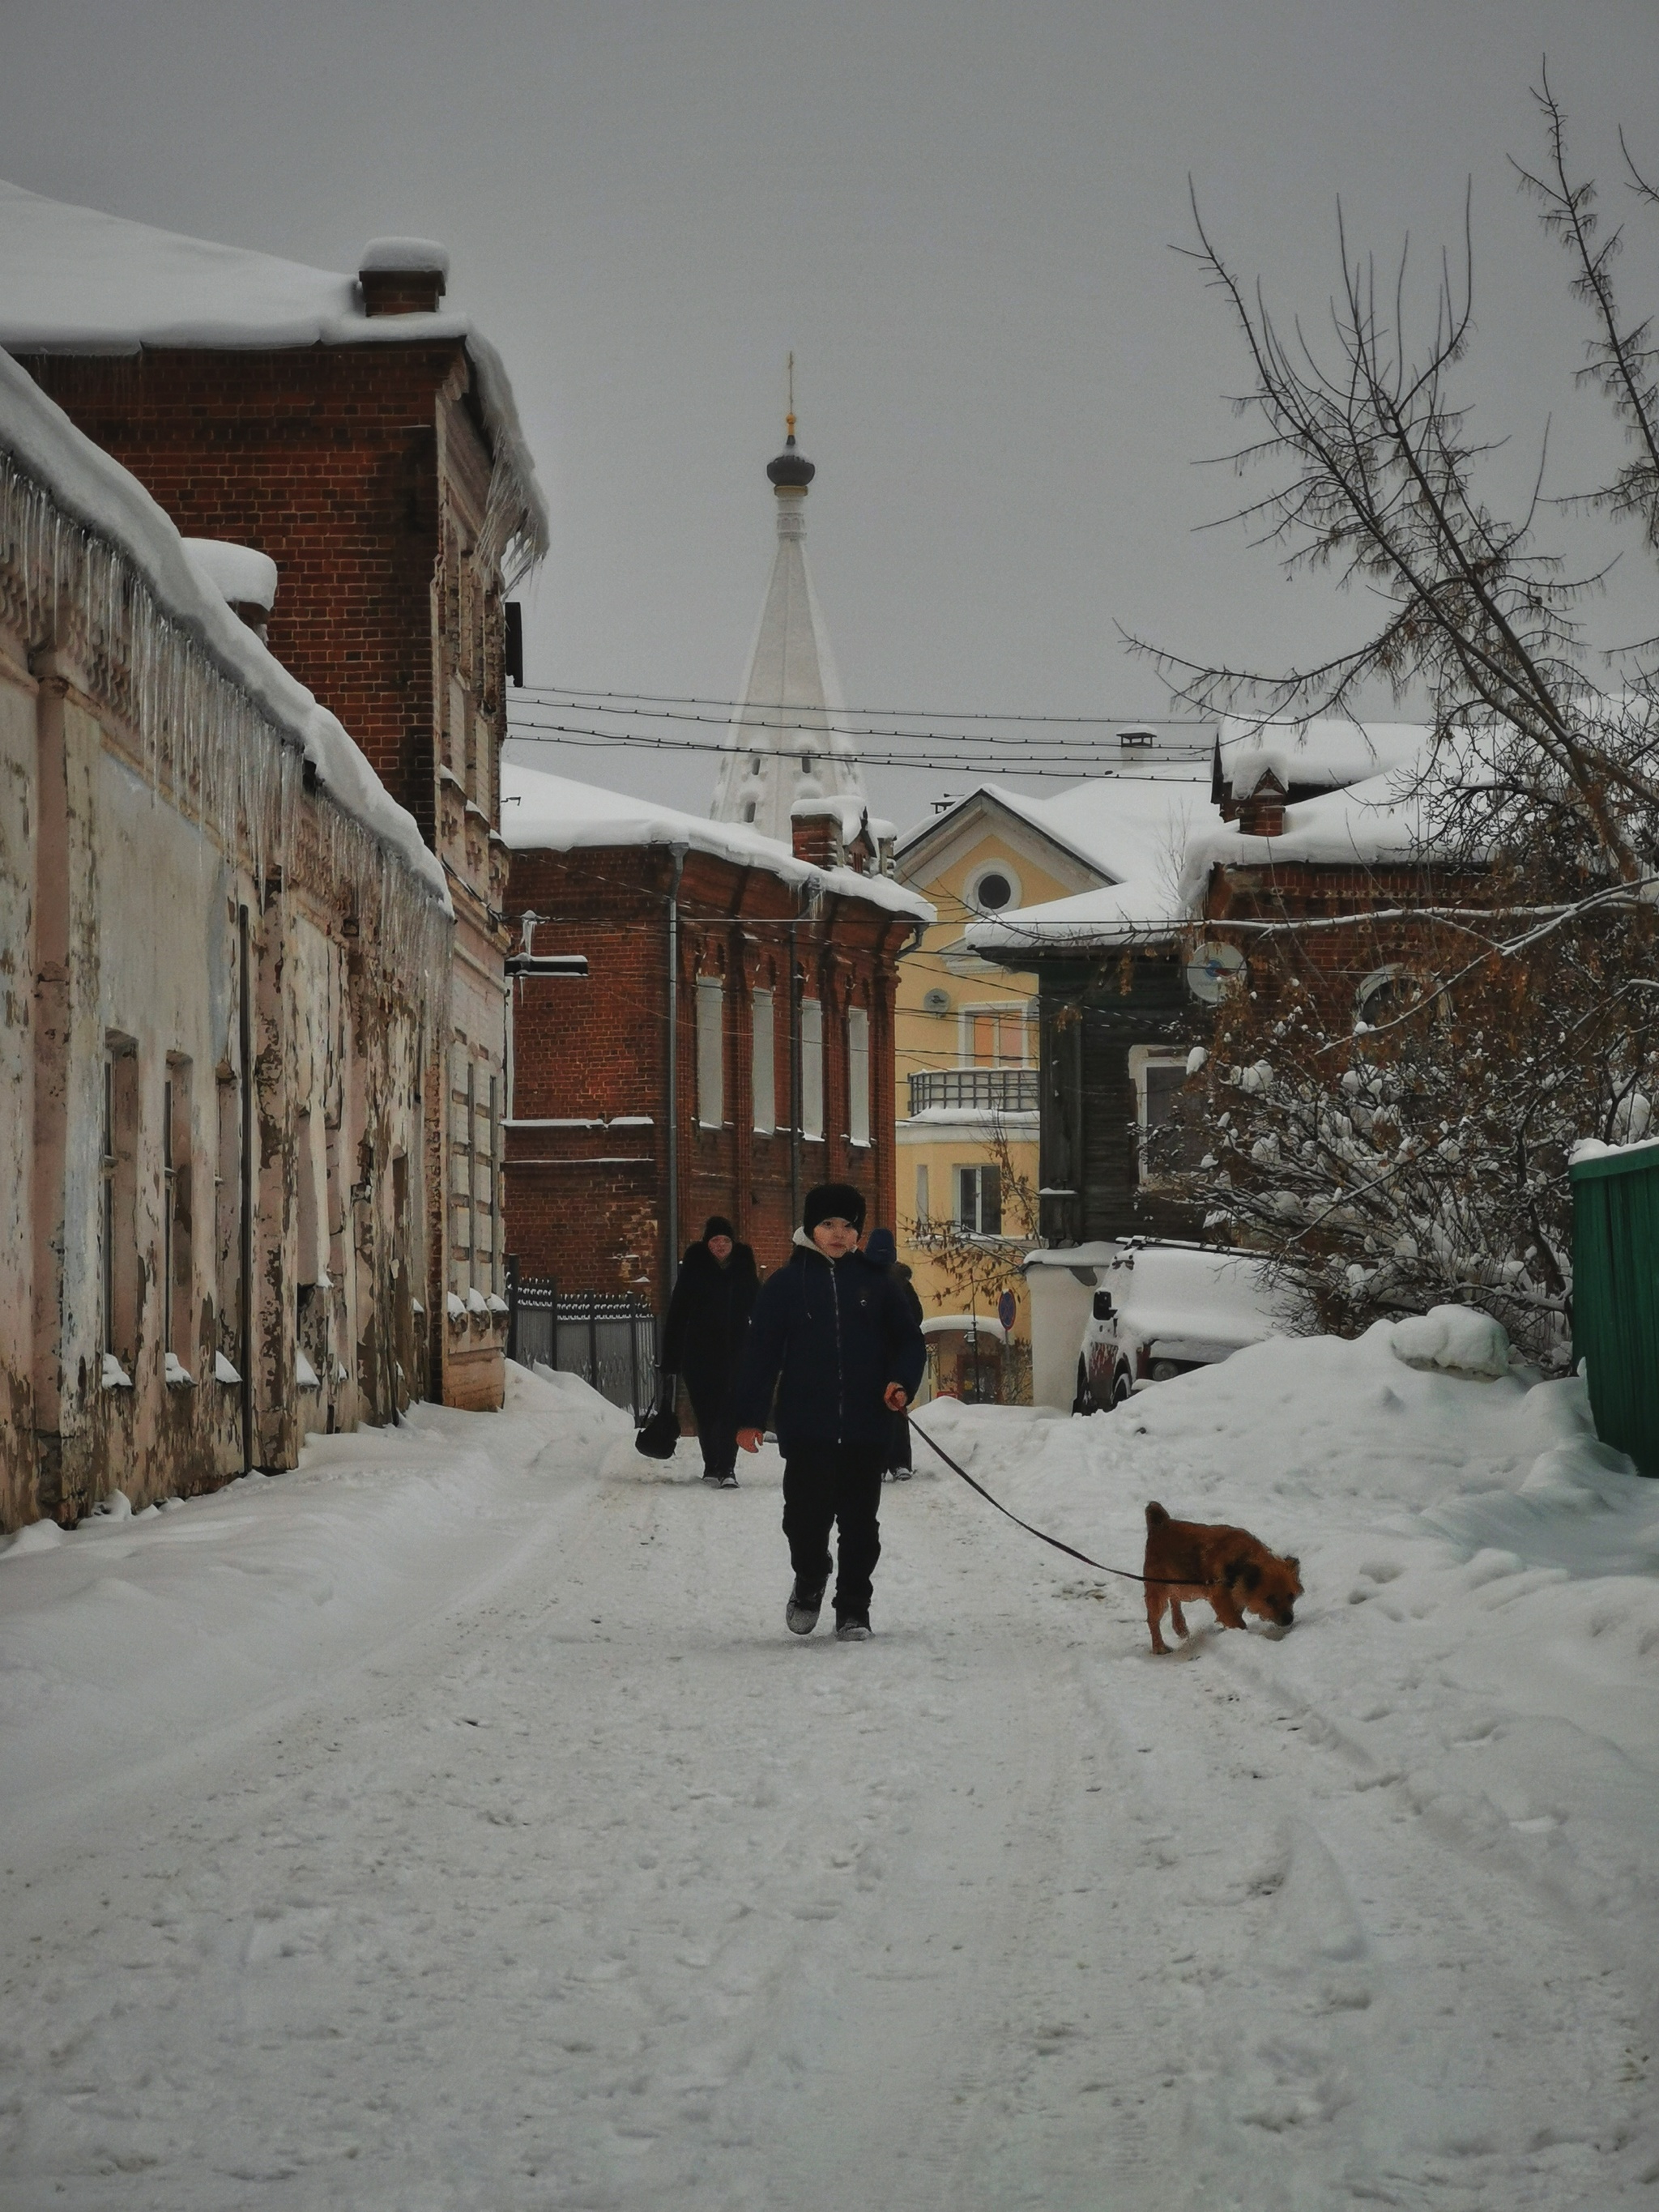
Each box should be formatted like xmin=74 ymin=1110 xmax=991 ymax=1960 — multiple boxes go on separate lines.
xmin=1141 ymin=1502 xmax=1303 ymax=1655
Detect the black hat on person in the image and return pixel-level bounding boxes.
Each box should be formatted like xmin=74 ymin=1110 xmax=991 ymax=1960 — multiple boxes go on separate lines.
xmin=804 ymin=1183 xmax=866 ymax=1235
xmin=702 ymin=1215 xmax=737 ymax=1243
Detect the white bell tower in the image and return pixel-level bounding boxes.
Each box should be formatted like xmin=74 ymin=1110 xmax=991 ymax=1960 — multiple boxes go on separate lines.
xmin=710 ymin=373 xmax=868 ymax=842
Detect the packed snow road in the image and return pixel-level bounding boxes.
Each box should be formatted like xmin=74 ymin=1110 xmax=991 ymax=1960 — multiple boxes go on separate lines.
xmin=2 ymin=1341 xmax=1657 ymax=2210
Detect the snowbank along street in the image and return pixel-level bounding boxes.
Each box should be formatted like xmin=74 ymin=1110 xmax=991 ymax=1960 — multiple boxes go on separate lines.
xmin=2 ymin=1340 xmax=1657 ymax=2210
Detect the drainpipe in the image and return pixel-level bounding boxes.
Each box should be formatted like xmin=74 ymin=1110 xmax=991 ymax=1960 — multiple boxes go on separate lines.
xmin=238 ymin=902 xmax=255 ymax=1472
xmin=665 ymin=843 xmax=689 ymax=1306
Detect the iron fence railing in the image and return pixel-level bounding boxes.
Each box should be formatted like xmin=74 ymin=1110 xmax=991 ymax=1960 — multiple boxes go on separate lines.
xmin=506 ymin=1268 xmax=659 ymax=1422
xmin=908 ymin=1067 xmax=1040 ymax=1115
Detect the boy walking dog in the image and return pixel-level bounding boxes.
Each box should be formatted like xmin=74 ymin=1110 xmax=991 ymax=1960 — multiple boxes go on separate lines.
xmin=735 ymin=1183 xmax=927 ymax=1641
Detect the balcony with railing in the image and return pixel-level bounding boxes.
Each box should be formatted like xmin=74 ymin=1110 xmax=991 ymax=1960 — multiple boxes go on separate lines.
xmin=907 ymin=1067 xmax=1040 ymax=1116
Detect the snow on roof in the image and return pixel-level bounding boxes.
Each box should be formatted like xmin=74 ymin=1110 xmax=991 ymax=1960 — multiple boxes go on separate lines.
xmin=0 ymin=179 xmax=547 ymax=575
xmin=0 ymin=346 xmax=446 ymax=907
xmin=961 ymin=769 xmax=1213 ymax=954
xmin=499 ymin=761 xmax=932 ymax=921
xmin=1179 ymin=748 xmax=1437 ymax=900
xmin=961 ymin=729 xmax=1439 ymax=955
xmin=182 ymin=538 xmax=278 ymax=612
xmin=359 ymin=237 xmax=450 ymax=278
xmin=1216 ymin=718 xmax=1429 ymax=799
xmin=898 ymin=765 xmax=1211 ymax=886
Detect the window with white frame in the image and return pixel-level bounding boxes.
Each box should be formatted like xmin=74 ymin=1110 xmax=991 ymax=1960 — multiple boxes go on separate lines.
xmin=955 ymin=1163 xmax=1002 ymax=1234
xmin=696 ymin=977 xmax=724 ymax=1129
xmin=915 ymin=1162 xmax=930 ymax=1225
xmin=751 ymin=988 xmax=776 ymax=1135
xmin=847 ymin=1005 xmax=871 ymax=1146
xmin=960 ymin=1002 xmax=1031 ymax=1068
xmin=800 ymin=997 xmax=824 ymax=1140
xmin=1130 ymin=1045 xmax=1203 ymax=1184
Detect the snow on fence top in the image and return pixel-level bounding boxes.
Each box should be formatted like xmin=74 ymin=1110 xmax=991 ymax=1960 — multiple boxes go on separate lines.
xmin=0 ymin=178 xmax=548 ymax=584
xmin=500 ymin=762 xmax=933 ymax=923
xmin=0 ymin=346 xmax=448 ymax=914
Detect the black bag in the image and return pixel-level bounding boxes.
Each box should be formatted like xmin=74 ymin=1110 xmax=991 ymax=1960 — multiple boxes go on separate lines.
xmin=635 ymin=1375 xmax=680 ymax=1460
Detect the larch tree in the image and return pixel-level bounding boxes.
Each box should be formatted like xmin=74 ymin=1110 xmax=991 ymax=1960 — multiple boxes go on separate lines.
xmin=1133 ymin=78 xmax=1659 ymax=1367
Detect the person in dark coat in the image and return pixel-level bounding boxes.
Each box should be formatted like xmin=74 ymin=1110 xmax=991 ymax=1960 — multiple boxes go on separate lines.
xmin=734 ymin=1183 xmax=927 ymax=1640
xmin=864 ymin=1227 xmax=924 ymax=1480
xmin=660 ymin=1215 xmax=758 ymax=1487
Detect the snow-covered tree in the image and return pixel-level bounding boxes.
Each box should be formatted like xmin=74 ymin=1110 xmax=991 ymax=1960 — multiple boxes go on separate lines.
xmin=1137 ymin=80 xmax=1659 ymax=1366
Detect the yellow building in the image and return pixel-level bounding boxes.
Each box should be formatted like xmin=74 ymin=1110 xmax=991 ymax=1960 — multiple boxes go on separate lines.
xmin=892 ymin=786 xmax=1115 ymax=1394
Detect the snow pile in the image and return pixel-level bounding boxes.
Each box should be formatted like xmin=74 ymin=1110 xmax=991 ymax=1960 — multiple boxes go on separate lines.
xmin=501 ymin=760 xmax=933 ymax=921
xmin=1390 ymin=1302 xmax=1514 ymax=1379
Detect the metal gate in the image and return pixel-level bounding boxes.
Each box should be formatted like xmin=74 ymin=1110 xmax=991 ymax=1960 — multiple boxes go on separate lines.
xmin=507 ymin=1268 xmax=659 ymax=1422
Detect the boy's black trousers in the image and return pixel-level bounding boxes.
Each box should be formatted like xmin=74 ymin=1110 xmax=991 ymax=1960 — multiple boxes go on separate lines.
xmin=781 ymin=1443 xmax=886 ymax=1621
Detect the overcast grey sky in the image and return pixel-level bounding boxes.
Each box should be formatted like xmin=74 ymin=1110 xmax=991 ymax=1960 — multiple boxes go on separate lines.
xmin=5 ymin=0 xmax=1659 ymax=829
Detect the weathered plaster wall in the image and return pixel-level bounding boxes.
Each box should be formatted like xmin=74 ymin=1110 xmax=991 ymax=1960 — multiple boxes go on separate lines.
xmin=0 ymin=637 xmax=35 ymax=1526
xmin=0 ymin=565 xmax=446 ymax=1532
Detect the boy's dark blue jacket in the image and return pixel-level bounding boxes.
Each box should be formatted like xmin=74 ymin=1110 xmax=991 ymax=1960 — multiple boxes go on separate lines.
xmin=734 ymin=1236 xmax=928 ymax=1456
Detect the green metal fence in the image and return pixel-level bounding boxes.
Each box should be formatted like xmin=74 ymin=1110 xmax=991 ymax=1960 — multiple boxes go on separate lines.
xmin=1571 ymin=1141 xmax=1659 ymax=1477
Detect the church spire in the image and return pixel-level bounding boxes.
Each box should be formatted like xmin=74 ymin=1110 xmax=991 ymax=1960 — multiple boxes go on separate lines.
xmin=710 ymin=384 xmax=868 ymax=842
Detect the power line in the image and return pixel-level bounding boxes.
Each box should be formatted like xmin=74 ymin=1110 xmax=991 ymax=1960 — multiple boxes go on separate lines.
xmin=503 ymin=719 xmax=1216 ymax=780
xmin=523 ymin=684 xmax=1211 ymax=729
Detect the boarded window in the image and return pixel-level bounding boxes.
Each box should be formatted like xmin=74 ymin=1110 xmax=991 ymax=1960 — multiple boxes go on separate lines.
xmin=800 ymin=998 xmax=824 ymax=1140
xmin=752 ymin=989 xmax=776 ymax=1135
xmin=696 ymin=978 xmax=725 ymax=1129
xmin=847 ymin=1007 xmax=871 ymax=1147
xmin=102 ymin=1040 xmax=139 ymax=1362
xmin=967 ymin=1007 xmax=1029 ymax=1068
xmin=164 ymin=1059 xmax=193 ymax=1362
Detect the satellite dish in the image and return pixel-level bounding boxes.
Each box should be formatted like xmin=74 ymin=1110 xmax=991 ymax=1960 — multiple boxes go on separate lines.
xmin=1184 ymin=941 xmax=1246 ymax=1004
xmin=922 ymin=987 xmax=952 ymax=1015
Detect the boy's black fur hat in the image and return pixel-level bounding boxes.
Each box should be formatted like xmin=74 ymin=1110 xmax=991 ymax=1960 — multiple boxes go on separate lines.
xmin=804 ymin=1182 xmax=866 ymax=1234
xmin=702 ymin=1215 xmax=737 ymax=1243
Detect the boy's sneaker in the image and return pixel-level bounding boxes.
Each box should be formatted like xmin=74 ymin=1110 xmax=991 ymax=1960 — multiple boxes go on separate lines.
xmin=889 ymin=1467 xmax=912 ymax=1481
xmin=786 ymin=1580 xmax=826 ymax=1635
xmin=835 ymin=1615 xmax=872 ymax=1642
xmin=703 ymin=1469 xmax=739 ymax=1487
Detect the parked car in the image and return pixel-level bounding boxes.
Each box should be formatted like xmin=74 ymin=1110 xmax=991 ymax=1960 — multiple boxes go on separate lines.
xmin=1074 ymin=1242 xmax=1287 ymax=1413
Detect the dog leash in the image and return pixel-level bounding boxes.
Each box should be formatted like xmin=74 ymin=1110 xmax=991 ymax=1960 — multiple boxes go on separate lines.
xmin=907 ymin=1417 xmax=1182 ymax=1586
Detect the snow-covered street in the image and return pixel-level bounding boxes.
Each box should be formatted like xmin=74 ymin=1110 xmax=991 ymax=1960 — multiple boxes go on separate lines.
xmin=3 ymin=1345 xmax=1658 ymax=2211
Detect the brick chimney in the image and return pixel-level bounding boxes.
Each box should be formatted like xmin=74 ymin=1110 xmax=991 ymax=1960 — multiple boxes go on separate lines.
xmin=358 ymin=237 xmax=450 ymax=317
xmin=791 ymin=809 xmax=841 ymax=869
xmin=1236 ymin=766 xmax=1288 ymax=838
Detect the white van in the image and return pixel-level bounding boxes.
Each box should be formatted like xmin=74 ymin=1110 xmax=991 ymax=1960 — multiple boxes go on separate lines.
xmin=1075 ymin=1242 xmax=1288 ymax=1413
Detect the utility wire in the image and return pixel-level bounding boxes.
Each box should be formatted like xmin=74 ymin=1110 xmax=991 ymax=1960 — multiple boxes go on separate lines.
xmin=523 ymin=684 xmax=1211 ymax=729
xmin=504 ymin=721 xmax=1214 ymax=780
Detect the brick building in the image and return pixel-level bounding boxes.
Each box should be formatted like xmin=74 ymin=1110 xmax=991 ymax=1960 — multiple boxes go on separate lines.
xmin=965 ymin=722 xmax=1436 ymax=1403
xmin=0 ymin=350 xmax=449 ymax=1528
xmin=499 ymin=767 xmax=930 ymax=1303
xmin=0 ymin=185 xmax=548 ymax=1410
